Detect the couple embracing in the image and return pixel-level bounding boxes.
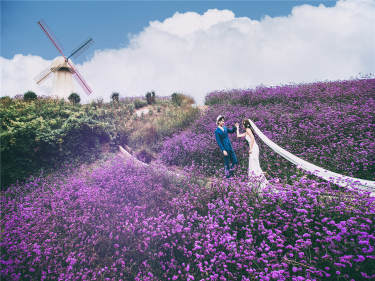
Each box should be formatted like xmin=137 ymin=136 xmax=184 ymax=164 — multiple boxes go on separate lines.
xmin=215 ymin=115 xmax=267 ymax=185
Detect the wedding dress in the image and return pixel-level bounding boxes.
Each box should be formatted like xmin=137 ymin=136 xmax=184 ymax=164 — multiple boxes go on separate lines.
xmin=245 ymin=134 xmax=268 ymax=189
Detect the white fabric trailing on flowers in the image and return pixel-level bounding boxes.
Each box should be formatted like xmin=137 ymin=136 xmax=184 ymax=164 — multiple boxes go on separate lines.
xmin=249 ymin=120 xmax=375 ymax=194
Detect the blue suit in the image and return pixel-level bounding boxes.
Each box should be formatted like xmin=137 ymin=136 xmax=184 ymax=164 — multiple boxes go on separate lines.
xmin=215 ymin=126 xmax=238 ymax=177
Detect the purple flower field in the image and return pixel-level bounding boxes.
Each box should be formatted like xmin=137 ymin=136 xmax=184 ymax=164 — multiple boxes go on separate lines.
xmin=2 ymin=157 xmax=375 ymax=280
xmin=161 ymin=79 xmax=375 ymax=181
xmin=1 ymin=79 xmax=375 ymax=280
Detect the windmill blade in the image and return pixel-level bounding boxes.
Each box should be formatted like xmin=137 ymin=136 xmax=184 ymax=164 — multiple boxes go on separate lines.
xmin=68 ymin=61 xmax=92 ymax=95
xmin=37 ymin=20 xmax=66 ymax=58
xmin=34 ymin=67 xmax=53 ymax=84
xmin=67 ymin=38 xmax=94 ymax=60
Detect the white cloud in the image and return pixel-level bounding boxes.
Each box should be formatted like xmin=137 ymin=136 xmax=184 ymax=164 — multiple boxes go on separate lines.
xmin=1 ymin=0 xmax=374 ymax=104
xmin=1 ymin=55 xmax=51 ymax=97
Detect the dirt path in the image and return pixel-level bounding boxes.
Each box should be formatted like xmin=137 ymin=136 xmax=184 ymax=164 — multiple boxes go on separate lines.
xmin=118 ymin=145 xmax=214 ymax=188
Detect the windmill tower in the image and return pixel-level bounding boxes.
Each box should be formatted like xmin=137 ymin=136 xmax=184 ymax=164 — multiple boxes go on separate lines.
xmin=50 ymin=56 xmax=74 ymax=99
xmin=35 ymin=20 xmax=93 ymax=99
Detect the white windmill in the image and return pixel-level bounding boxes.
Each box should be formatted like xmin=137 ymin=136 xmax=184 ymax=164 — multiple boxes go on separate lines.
xmin=34 ymin=20 xmax=93 ymax=99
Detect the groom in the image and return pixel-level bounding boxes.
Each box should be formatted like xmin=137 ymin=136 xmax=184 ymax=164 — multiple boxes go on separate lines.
xmin=215 ymin=115 xmax=238 ymax=178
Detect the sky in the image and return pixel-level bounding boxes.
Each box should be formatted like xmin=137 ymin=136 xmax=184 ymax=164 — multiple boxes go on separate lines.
xmin=1 ymin=0 xmax=374 ymax=104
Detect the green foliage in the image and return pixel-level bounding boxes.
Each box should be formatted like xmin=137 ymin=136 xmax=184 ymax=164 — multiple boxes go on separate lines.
xmin=151 ymin=91 xmax=156 ymax=104
xmin=23 ymin=91 xmax=37 ymax=101
xmin=128 ymin=105 xmax=200 ymax=150
xmin=68 ymin=93 xmax=81 ymax=105
xmin=134 ymin=99 xmax=147 ymax=109
xmin=171 ymin=93 xmax=195 ymax=107
xmin=171 ymin=92 xmax=183 ymax=106
xmin=1 ymin=93 xmax=198 ymax=189
xmin=0 ymin=96 xmax=12 ymax=105
xmin=0 ymin=98 xmax=136 ymax=190
xmin=155 ymin=106 xmax=199 ymax=138
xmin=111 ymin=92 xmax=120 ymax=103
xmin=146 ymin=91 xmax=156 ymax=105
xmin=146 ymin=92 xmax=152 ymax=105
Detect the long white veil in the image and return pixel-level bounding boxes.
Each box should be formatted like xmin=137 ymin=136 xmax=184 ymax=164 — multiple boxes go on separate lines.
xmin=248 ymin=119 xmax=375 ymax=195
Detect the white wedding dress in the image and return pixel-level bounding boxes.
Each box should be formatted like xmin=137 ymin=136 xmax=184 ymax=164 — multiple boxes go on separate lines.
xmin=246 ymin=134 xmax=268 ymax=189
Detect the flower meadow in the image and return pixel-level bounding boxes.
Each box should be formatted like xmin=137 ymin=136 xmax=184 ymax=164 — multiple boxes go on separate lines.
xmin=160 ymin=78 xmax=375 ymax=182
xmin=1 ymin=78 xmax=375 ymax=280
xmin=2 ymin=156 xmax=375 ymax=280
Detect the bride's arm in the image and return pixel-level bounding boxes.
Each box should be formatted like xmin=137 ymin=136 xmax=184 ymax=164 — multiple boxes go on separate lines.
xmin=236 ymin=125 xmax=246 ymax=138
xmin=246 ymin=128 xmax=255 ymax=152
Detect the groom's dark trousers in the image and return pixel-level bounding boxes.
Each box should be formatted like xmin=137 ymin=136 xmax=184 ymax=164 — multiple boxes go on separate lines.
xmin=215 ymin=126 xmax=238 ymax=178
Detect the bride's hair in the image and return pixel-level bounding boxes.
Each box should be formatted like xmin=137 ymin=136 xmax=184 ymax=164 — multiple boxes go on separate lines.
xmin=242 ymin=119 xmax=252 ymax=129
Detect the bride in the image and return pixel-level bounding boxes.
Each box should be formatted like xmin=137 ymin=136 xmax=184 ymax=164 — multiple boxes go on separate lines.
xmin=235 ymin=119 xmax=268 ymax=188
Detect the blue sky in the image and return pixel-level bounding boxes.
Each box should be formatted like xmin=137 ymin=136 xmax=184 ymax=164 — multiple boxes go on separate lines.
xmin=1 ymin=0 xmax=374 ymax=104
xmin=2 ymin=1 xmax=337 ymax=63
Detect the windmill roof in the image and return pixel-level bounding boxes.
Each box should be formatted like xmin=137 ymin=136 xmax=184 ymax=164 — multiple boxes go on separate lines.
xmin=51 ymin=56 xmax=73 ymax=72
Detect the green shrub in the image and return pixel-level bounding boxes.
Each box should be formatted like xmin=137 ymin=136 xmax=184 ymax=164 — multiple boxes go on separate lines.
xmin=0 ymin=96 xmax=12 ymax=106
xmin=134 ymin=99 xmax=147 ymax=109
xmin=171 ymin=93 xmax=183 ymax=106
xmin=23 ymin=91 xmax=37 ymax=101
xmin=0 ymin=93 xmax=199 ymax=190
xmin=171 ymin=93 xmax=195 ymax=106
xmin=68 ymin=93 xmax=81 ymax=105
xmin=0 ymin=98 xmax=120 ymax=189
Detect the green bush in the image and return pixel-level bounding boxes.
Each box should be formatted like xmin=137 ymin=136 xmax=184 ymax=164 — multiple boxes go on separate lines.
xmin=171 ymin=93 xmax=183 ymax=106
xmin=68 ymin=93 xmax=81 ymax=105
xmin=23 ymin=91 xmax=37 ymax=101
xmin=171 ymin=93 xmax=195 ymax=106
xmin=0 ymin=93 xmax=198 ymax=190
xmin=134 ymin=99 xmax=147 ymax=109
xmin=0 ymin=98 xmax=122 ymax=190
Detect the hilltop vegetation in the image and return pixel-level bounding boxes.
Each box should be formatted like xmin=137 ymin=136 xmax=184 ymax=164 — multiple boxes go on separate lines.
xmin=0 ymin=93 xmax=198 ymax=189
xmin=1 ymin=79 xmax=375 ymax=280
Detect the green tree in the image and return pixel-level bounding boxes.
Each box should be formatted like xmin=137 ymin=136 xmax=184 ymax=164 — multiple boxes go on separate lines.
xmin=23 ymin=91 xmax=37 ymax=101
xmin=146 ymin=91 xmax=156 ymax=105
xmin=146 ymin=92 xmax=152 ymax=105
xmin=151 ymin=91 xmax=156 ymax=104
xmin=68 ymin=93 xmax=81 ymax=105
xmin=111 ymin=92 xmax=120 ymax=103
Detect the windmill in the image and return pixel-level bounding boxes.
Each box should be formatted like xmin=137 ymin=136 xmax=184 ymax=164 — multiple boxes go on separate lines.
xmin=35 ymin=20 xmax=93 ymax=99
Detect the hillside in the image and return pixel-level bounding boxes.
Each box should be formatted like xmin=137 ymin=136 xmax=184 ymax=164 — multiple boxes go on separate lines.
xmin=1 ymin=79 xmax=375 ymax=281
xmin=0 ymin=94 xmax=199 ymax=189
xmin=160 ymin=78 xmax=375 ymax=183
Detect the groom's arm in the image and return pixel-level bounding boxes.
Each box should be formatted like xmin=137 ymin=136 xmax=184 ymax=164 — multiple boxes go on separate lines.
xmin=227 ymin=125 xmax=236 ymax=134
xmin=215 ymin=130 xmax=225 ymax=151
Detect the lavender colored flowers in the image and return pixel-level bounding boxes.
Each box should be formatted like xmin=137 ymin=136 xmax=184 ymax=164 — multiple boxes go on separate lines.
xmin=1 ymin=79 xmax=375 ymax=280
